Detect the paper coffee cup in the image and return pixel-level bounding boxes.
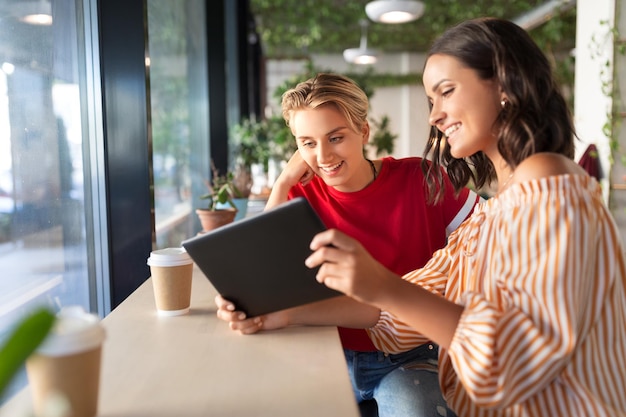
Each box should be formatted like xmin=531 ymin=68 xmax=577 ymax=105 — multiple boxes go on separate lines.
xmin=26 ymin=306 xmax=106 ymax=417
xmin=147 ymin=247 xmax=193 ymax=316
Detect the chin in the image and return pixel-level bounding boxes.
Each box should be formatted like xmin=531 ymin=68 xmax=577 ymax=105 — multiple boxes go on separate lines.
xmin=449 ymin=144 xmax=474 ymax=159
xmin=324 ymin=177 xmax=343 ymax=187
xmin=449 ymin=148 xmax=464 ymax=159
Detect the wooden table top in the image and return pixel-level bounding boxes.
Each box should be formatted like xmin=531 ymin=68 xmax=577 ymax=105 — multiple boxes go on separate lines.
xmin=1 ymin=266 xmax=359 ymax=417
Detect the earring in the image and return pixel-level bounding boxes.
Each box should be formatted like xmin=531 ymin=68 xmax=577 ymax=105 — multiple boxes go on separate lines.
xmin=500 ymin=99 xmax=508 ymax=109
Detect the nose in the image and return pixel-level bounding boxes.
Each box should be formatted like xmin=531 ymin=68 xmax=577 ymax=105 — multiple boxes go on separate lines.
xmin=316 ymin=141 xmax=333 ymax=164
xmin=428 ymin=101 xmax=444 ymax=127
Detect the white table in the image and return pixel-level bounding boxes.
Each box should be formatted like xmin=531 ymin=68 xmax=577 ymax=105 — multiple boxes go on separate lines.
xmin=1 ymin=267 xmax=359 ymax=417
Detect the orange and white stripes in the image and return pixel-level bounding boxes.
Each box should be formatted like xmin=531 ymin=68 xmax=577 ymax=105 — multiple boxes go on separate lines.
xmin=367 ymin=174 xmax=626 ymax=416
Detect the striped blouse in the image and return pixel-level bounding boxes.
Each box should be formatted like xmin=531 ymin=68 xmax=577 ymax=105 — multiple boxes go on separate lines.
xmin=366 ymin=174 xmax=626 ymax=416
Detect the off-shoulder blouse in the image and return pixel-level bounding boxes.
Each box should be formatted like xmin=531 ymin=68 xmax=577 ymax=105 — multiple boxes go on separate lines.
xmin=367 ymin=174 xmax=626 ymax=416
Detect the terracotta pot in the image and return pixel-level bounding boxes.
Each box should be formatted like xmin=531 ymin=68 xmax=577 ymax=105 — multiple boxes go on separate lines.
xmin=195 ymin=208 xmax=237 ymax=232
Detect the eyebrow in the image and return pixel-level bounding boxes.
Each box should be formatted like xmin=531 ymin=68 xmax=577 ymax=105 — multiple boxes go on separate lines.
xmin=430 ymin=78 xmax=450 ymax=94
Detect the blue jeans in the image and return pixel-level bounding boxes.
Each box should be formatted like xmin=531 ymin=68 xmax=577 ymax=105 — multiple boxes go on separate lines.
xmin=344 ymin=344 xmax=456 ymax=417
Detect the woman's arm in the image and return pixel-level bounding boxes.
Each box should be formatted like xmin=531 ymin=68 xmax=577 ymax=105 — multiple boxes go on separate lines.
xmin=215 ymin=293 xmax=380 ymax=334
xmin=305 ymin=229 xmax=463 ymax=349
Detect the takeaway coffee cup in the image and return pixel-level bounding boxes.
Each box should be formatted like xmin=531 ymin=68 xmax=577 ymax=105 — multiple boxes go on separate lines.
xmin=147 ymin=247 xmax=194 ymax=316
xmin=26 ymin=306 xmax=106 ymax=417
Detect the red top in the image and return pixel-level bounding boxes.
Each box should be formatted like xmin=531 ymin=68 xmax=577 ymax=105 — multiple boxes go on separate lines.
xmin=289 ymin=157 xmax=480 ymax=351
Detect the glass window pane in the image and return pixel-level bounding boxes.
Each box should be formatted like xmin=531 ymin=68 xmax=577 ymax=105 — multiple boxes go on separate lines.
xmin=0 ymin=0 xmax=94 ymax=402
xmin=148 ymin=0 xmax=208 ymax=248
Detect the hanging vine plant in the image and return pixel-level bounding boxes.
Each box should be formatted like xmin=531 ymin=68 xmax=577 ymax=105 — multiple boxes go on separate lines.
xmin=258 ymin=3 xmax=577 ymax=161
xmin=589 ymin=20 xmax=626 ymax=167
xmin=250 ymin=0 xmax=575 ymax=60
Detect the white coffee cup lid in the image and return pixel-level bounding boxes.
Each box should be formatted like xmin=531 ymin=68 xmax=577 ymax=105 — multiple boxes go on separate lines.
xmin=37 ymin=306 xmax=106 ymax=357
xmin=147 ymin=247 xmax=192 ymax=267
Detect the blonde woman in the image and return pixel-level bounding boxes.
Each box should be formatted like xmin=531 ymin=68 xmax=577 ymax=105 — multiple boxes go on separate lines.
xmin=217 ymin=73 xmax=481 ymax=416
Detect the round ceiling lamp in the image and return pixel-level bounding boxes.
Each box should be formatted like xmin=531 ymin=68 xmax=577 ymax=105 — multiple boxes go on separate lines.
xmin=12 ymin=0 xmax=53 ymax=25
xmin=343 ymin=20 xmax=378 ymax=65
xmin=365 ymin=0 xmax=425 ymax=24
xmin=343 ymin=47 xmax=378 ymax=65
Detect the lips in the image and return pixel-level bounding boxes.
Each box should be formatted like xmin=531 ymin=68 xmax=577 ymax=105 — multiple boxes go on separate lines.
xmin=319 ymin=161 xmax=344 ymax=174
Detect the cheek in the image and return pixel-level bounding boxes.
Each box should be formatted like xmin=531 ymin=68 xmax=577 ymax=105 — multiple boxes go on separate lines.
xmin=299 ymin=147 xmax=319 ymax=166
xmin=471 ymin=104 xmax=500 ymax=135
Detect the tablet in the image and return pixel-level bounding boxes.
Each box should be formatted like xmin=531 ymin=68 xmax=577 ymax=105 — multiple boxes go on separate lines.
xmin=182 ymin=197 xmax=342 ymax=317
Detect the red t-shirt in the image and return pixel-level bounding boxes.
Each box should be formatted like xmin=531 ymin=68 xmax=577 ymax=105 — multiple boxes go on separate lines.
xmin=289 ymin=156 xmax=480 ymax=351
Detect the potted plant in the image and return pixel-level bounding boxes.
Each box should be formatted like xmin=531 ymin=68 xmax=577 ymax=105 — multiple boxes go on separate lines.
xmin=230 ymin=117 xmax=270 ymax=197
xmin=368 ymin=115 xmax=397 ymax=156
xmin=231 ymin=115 xmax=295 ymax=196
xmin=195 ymin=164 xmax=242 ymax=233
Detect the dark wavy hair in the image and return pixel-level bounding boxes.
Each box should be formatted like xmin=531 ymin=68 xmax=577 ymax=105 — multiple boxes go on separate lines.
xmin=421 ymin=18 xmax=576 ymax=202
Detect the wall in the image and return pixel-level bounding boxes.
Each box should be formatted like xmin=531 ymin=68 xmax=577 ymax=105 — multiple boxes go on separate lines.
xmin=574 ymin=0 xmax=626 ymax=246
xmin=574 ymin=0 xmax=616 ymax=203
xmin=607 ymin=0 xmax=626 ymax=239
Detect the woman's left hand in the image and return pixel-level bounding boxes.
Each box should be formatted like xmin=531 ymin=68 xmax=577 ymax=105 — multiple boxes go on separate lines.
xmin=305 ymin=229 xmax=396 ymax=305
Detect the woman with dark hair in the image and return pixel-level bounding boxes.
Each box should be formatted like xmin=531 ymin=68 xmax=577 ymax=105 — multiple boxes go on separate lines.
xmin=306 ymin=18 xmax=626 ymax=416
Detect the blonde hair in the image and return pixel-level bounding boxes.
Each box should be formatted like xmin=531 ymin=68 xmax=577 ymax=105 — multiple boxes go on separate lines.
xmin=281 ymin=73 xmax=369 ymax=134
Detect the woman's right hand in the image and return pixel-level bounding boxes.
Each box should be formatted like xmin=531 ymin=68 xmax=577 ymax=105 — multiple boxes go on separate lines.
xmin=278 ymin=150 xmax=315 ymax=188
xmin=215 ymin=294 xmax=289 ymax=335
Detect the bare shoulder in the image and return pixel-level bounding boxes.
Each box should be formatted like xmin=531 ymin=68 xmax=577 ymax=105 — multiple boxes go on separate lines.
xmin=513 ymin=153 xmax=586 ymax=183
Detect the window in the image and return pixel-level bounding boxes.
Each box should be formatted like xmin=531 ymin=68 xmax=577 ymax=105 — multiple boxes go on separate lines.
xmin=0 ymin=0 xmax=104 ymax=402
xmin=147 ymin=0 xmax=209 ymax=247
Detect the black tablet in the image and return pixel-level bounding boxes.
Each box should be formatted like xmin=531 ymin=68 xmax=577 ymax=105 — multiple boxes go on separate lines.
xmin=182 ymin=197 xmax=342 ymax=317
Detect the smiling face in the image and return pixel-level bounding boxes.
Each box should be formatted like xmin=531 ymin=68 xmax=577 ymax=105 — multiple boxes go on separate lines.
xmin=423 ymin=53 xmax=503 ymax=161
xmin=291 ymin=104 xmax=371 ymax=192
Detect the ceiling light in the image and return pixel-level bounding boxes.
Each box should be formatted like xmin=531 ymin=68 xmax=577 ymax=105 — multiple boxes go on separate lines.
xmin=343 ymin=48 xmax=378 ymax=65
xmin=365 ymin=0 xmax=425 ymax=24
xmin=13 ymin=0 xmax=53 ymax=26
xmin=343 ymin=20 xmax=378 ymax=65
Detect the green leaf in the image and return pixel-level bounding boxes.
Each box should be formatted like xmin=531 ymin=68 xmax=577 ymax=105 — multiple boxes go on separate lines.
xmin=0 ymin=308 xmax=56 ymax=397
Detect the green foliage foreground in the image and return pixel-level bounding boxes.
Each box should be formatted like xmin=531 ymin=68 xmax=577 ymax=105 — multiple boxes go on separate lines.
xmin=0 ymin=308 xmax=56 ymax=397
